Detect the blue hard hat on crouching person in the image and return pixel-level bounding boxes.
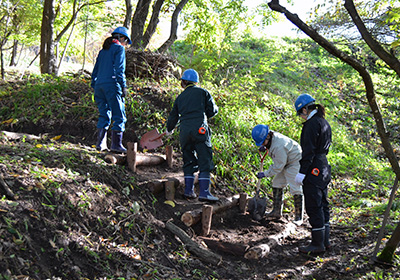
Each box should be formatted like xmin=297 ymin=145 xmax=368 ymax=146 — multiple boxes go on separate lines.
xmin=252 ymin=124 xmax=269 ymax=146
xmin=112 ymin=27 xmax=132 ymax=45
xmin=180 ymin=69 xmax=199 ymax=83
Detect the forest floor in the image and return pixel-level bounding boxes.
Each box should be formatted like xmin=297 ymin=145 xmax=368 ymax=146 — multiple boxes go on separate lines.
xmin=0 ymin=77 xmax=399 ymax=279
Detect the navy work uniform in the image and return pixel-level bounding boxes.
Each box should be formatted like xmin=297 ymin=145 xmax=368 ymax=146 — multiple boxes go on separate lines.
xmin=166 ymin=79 xmax=219 ymax=201
xmin=300 ymin=109 xmax=332 ymax=251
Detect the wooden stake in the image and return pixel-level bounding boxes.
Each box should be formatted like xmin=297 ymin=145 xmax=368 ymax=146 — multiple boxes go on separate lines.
xmin=165 ymin=145 xmax=173 ymax=168
xmin=165 ymin=180 xmax=176 ymax=200
xmin=127 ymin=142 xmax=166 ymax=172
xmin=239 ymin=193 xmax=248 ymax=213
xmin=127 ymin=142 xmax=138 ymax=172
xmin=202 ymin=205 xmax=213 ymax=236
xmin=147 ymin=179 xmax=167 ymax=194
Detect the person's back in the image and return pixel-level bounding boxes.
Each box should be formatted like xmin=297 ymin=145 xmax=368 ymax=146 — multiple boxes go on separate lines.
xmin=171 ymin=85 xmax=218 ymax=128
xmin=166 ymin=69 xmax=219 ymax=202
xmin=91 ymin=43 xmax=126 ymax=88
xmin=91 ymin=27 xmax=131 ymax=154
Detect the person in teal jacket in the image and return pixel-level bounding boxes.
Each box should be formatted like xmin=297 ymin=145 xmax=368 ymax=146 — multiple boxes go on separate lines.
xmin=91 ymin=27 xmax=132 ymax=153
xmin=166 ymin=69 xmax=219 ymax=202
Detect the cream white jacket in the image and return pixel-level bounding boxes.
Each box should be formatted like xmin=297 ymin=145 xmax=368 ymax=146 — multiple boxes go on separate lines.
xmin=263 ymin=132 xmax=302 ymax=178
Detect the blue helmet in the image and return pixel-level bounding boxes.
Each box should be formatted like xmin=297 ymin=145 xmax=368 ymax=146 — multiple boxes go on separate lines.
xmin=294 ymin=94 xmax=315 ymax=113
xmin=252 ymin=124 xmax=269 ymax=146
xmin=180 ymin=69 xmax=199 ymax=83
xmin=112 ymin=27 xmax=132 ymax=45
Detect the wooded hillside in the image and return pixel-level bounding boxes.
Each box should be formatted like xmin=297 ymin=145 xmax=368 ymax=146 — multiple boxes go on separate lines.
xmin=1 ymin=0 xmax=400 ymax=279
xmin=1 ymin=34 xmax=399 ymax=278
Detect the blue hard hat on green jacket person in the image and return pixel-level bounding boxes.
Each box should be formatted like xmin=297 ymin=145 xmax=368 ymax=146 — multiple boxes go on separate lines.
xmin=180 ymin=69 xmax=199 ymax=83
xmin=295 ymin=94 xmax=315 ymax=115
xmin=252 ymin=124 xmax=269 ymax=146
xmin=112 ymin=27 xmax=132 ymax=45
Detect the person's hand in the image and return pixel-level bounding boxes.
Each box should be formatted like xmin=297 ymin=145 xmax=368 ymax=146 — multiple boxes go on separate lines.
xmin=295 ymin=173 xmax=305 ymax=185
xmin=165 ymin=130 xmax=173 ymax=136
xmin=257 ymin=172 xmax=266 ymax=179
xmin=122 ymin=87 xmax=128 ymax=97
xmin=258 ymin=145 xmax=267 ymax=152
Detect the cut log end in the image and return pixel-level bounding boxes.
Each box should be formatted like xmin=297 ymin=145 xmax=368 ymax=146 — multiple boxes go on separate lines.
xmin=244 ymin=244 xmax=270 ymax=259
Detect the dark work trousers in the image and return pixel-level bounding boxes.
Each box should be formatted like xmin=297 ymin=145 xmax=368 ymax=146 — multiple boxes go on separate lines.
xmin=180 ymin=123 xmax=214 ymax=176
xmin=303 ymin=182 xmax=330 ymax=229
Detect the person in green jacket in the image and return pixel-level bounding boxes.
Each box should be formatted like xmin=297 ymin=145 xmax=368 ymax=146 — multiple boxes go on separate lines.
xmin=166 ymin=69 xmax=219 ymax=202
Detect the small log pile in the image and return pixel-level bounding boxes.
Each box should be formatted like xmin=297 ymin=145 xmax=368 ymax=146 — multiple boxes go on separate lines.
xmin=125 ymin=49 xmax=181 ymax=81
xmin=181 ymin=194 xmax=240 ymax=227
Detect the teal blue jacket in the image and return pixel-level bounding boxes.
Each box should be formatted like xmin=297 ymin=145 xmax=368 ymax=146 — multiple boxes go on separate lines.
xmin=91 ymin=42 xmax=126 ymax=89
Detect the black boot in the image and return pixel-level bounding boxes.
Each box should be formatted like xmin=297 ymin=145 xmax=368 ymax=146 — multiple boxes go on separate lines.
xmin=111 ymin=131 xmax=127 ymax=153
xmin=325 ymin=223 xmax=331 ymax=250
xmin=293 ymin=194 xmax=304 ymax=226
xmin=96 ymin=128 xmax=108 ymax=151
xmin=265 ymin=188 xmax=283 ymax=218
xmin=299 ymin=228 xmax=326 ymax=255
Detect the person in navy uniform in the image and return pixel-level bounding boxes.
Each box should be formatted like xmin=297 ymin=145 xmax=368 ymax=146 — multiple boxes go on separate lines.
xmin=166 ymin=69 xmax=219 ymax=202
xmin=91 ymin=27 xmax=132 ymax=153
xmin=294 ymin=93 xmax=332 ymax=254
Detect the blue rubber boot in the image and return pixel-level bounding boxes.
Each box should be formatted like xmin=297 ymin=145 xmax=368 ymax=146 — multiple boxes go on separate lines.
xmin=198 ymin=173 xmax=219 ymax=202
xmin=111 ymin=131 xmax=127 ymax=153
xmin=96 ymin=128 xmax=108 ymax=152
xmin=183 ymin=176 xmax=197 ymax=199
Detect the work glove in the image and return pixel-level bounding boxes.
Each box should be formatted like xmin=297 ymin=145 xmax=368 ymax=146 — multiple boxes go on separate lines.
xmin=122 ymin=87 xmax=128 ymax=97
xmin=256 ymin=172 xmax=266 ymax=179
xmin=258 ymin=145 xmax=267 ymax=152
xmin=295 ymin=173 xmax=305 ymax=185
xmin=165 ymin=130 xmax=173 ymax=136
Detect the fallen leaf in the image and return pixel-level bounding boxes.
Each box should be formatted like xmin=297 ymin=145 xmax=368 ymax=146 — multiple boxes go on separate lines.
xmin=51 ymin=135 xmax=62 ymax=141
xmin=164 ymin=200 xmax=175 ymax=207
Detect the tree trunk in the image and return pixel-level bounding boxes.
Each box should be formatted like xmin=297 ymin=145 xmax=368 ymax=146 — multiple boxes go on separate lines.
xmin=9 ymin=39 xmax=18 ymax=67
xmin=141 ymin=0 xmax=165 ymax=49
xmin=157 ymin=0 xmax=189 ymax=54
xmin=130 ymin=0 xmax=152 ymax=49
xmin=57 ymin=17 xmax=77 ymax=76
xmin=344 ymin=0 xmax=400 ymax=77
xmin=40 ymin=0 xmax=57 ymax=74
xmin=377 ymin=221 xmax=400 ymax=263
xmin=124 ymin=0 xmax=133 ymax=28
xmin=0 ymin=47 xmax=4 ymax=80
